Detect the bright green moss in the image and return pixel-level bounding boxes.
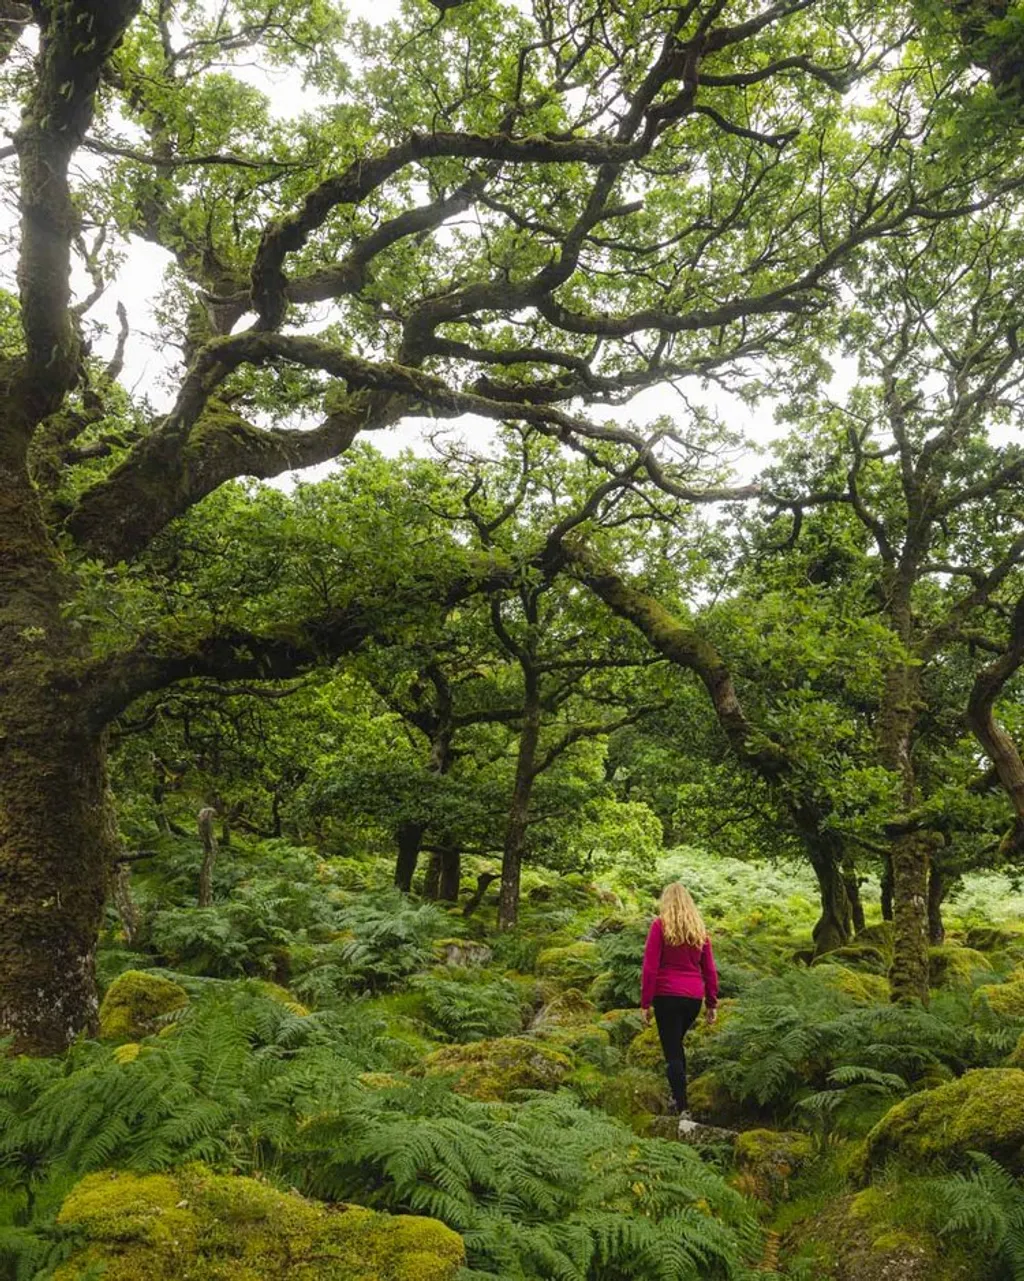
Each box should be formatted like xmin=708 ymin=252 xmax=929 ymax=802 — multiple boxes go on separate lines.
xmin=423 ymin=1036 xmax=573 ymax=1100
xmin=865 ymin=1068 xmax=1024 ymax=1172
xmin=813 ymin=963 xmax=889 ymax=1004
xmin=971 ymin=979 xmax=1024 ymax=1017
xmin=1006 ymin=1032 xmax=1024 ymax=1068
xmin=812 ymin=944 xmax=888 ymax=974
xmin=928 ymin=946 xmax=991 ymax=990
xmin=54 ymin=1165 xmax=464 ymax=1280
xmin=535 ymin=942 xmax=602 ymax=987
xmin=98 ymin=971 xmax=189 ymax=1040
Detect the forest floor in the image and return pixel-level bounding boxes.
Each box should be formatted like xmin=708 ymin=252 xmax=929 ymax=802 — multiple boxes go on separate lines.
xmin=3 ymin=838 xmax=1024 ymax=1280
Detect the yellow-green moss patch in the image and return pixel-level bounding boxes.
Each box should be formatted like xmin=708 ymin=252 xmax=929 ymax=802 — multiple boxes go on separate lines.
xmin=865 ymin=1068 xmax=1024 ymax=1172
xmin=54 ymin=1165 xmax=464 ymax=1281
xmin=928 ymin=946 xmax=991 ymax=990
xmin=423 ymin=1036 xmax=573 ymax=1101
xmin=98 ymin=971 xmax=189 ymax=1041
xmin=971 ymin=979 xmax=1024 ymax=1018
xmin=535 ymin=942 xmax=602 ymax=987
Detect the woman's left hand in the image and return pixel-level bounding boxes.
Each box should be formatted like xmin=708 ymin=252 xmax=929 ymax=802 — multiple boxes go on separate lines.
xmin=705 ymin=1007 xmax=717 ymax=1025
xmin=641 ymin=1006 xmax=652 ymax=1026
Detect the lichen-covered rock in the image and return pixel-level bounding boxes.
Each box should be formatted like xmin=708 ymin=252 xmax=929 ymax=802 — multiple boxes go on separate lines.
xmin=971 ymin=979 xmax=1024 ymax=1017
xmin=98 ymin=971 xmax=189 ymax=1040
xmin=423 ymin=1036 xmax=573 ymax=1100
xmin=535 ymin=942 xmax=602 ymax=987
xmin=433 ymin=938 xmax=493 ymax=968
xmin=53 ymin=1166 xmax=465 ymax=1280
xmin=733 ymin=1129 xmax=815 ymax=1204
xmin=928 ymin=946 xmax=991 ymax=990
xmin=813 ymin=964 xmax=889 ymax=1005
xmin=865 ymin=1068 xmax=1024 ymax=1172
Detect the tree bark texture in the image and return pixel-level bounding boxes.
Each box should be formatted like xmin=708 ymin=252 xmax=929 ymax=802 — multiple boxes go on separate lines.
xmin=842 ymin=856 xmax=866 ymax=935
xmin=438 ymin=845 xmax=461 ymax=903
xmin=928 ymin=862 xmax=946 ymax=946
xmin=197 ymin=807 xmax=218 ymax=908
xmin=394 ymin=820 xmax=425 ymax=893
xmin=498 ymin=679 xmax=541 ymax=930
xmin=808 ymin=837 xmax=853 ymax=956
xmin=879 ymin=662 xmax=930 ymax=1004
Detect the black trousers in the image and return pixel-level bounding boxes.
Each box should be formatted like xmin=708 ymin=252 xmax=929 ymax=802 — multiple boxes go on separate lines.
xmin=652 ymin=995 xmax=703 ymax=1109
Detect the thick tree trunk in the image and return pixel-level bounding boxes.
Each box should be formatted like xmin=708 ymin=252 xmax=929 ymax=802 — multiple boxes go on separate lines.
xmin=808 ymin=839 xmax=853 ymax=957
xmin=0 ymin=724 xmax=115 ymax=1054
xmin=928 ymin=862 xmax=946 ymax=945
xmin=463 ymin=871 xmax=498 ymax=918
xmin=498 ymin=679 xmax=541 ymax=930
xmin=423 ymin=852 xmax=442 ymax=900
xmin=889 ymin=830 xmax=933 ymax=1001
xmin=394 ymin=820 xmax=425 ymax=892
xmin=197 ymin=807 xmax=218 ymax=908
xmin=879 ymin=662 xmax=930 ymax=1004
xmin=438 ymin=845 xmax=461 ymax=903
xmin=842 ymin=856 xmax=866 ymax=934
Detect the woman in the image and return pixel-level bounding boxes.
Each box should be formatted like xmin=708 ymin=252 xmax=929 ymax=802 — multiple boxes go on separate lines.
xmin=640 ymin=881 xmax=718 ymax=1125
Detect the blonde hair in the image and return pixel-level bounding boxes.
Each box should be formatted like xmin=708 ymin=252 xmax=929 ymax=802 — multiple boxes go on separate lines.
xmin=658 ymin=882 xmax=707 ymax=947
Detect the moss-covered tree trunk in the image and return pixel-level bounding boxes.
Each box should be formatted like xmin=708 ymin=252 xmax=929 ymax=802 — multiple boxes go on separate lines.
xmin=0 ymin=449 xmax=117 ymax=1053
xmin=498 ymin=675 xmax=541 ymax=930
xmin=879 ymin=663 xmax=930 ymax=1004
xmin=807 ymin=836 xmax=853 ymax=956
xmin=927 ymin=862 xmax=946 ymax=945
xmin=843 ymin=855 xmax=866 ymax=934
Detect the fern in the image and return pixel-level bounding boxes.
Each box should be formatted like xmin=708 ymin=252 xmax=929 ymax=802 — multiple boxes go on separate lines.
xmin=927 ymin=1153 xmax=1024 ymax=1280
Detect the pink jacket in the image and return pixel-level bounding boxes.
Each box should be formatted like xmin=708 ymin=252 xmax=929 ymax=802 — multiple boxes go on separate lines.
xmin=640 ymin=916 xmax=719 ymax=1009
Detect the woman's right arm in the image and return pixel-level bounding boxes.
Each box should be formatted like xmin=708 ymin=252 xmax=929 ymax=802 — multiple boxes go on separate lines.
xmin=640 ymin=917 xmax=662 ymax=1013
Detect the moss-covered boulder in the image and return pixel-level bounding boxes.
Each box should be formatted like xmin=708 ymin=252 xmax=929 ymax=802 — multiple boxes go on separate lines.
xmin=812 ymin=945 xmax=888 ymax=974
xmin=971 ymin=979 xmax=1024 ymax=1017
xmin=433 ymin=938 xmax=493 ymax=968
xmin=854 ymin=922 xmax=894 ymax=955
xmin=597 ymin=1007 xmax=645 ymax=1047
xmin=733 ymin=1129 xmax=815 ymax=1205
xmin=531 ymin=988 xmax=597 ymax=1029
xmin=865 ymin=1068 xmax=1024 ymax=1172
xmin=423 ymin=1036 xmax=573 ymax=1100
xmin=595 ymin=1067 xmax=672 ymax=1134
xmin=965 ymin=924 xmax=1023 ymax=952
xmin=625 ymin=1025 xmax=663 ymax=1071
xmin=928 ymin=946 xmax=992 ymax=990
xmin=813 ymin=964 xmax=889 ymax=1005
xmin=688 ymin=1071 xmax=746 ymax=1128
xmin=798 ymin=1187 xmax=979 ymax=1281
xmin=535 ymin=942 xmax=602 ymax=987
xmin=1006 ymin=1032 xmax=1024 ymax=1068
xmin=98 ymin=971 xmax=189 ymax=1040
xmin=53 ymin=1166 xmax=464 ymax=1281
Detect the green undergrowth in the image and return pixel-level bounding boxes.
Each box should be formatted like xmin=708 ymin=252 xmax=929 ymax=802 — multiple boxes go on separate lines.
xmin=7 ymin=836 xmax=1024 ymax=1279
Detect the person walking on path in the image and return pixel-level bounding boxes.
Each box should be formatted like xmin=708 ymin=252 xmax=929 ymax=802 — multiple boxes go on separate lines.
xmin=640 ymin=881 xmax=718 ymax=1131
